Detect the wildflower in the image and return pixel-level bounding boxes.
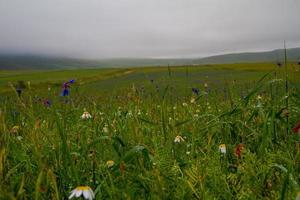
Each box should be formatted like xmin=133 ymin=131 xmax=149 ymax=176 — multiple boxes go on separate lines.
xmin=190 ymin=98 xmax=195 ymax=104
xmin=186 ymin=151 xmax=191 ymax=155
xmin=43 ymin=99 xmax=51 ymax=107
xmin=219 ymin=144 xmax=226 ymax=154
xmin=35 ymin=120 xmax=41 ymax=129
xmin=234 ymin=144 xmax=244 ymax=158
xmin=192 ymin=88 xmax=199 ymax=96
xmin=292 ymin=122 xmax=300 ymax=134
xmin=81 ymin=111 xmax=92 ymax=119
xmin=61 ymin=80 xmax=75 ymax=96
xmin=61 ymin=82 xmax=70 ymax=96
xmin=174 ymin=135 xmax=185 ymax=143
xmin=257 ymin=95 xmax=262 ymax=100
xmin=204 ymin=83 xmax=208 ymax=88
xmin=11 ymin=126 xmax=19 ymax=133
xmin=119 ymin=161 xmax=126 ymax=173
xmin=69 ymin=186 xmax=95 ymax=200
xmin=127 ymin=111 xmax=132 ymax=117
xmin=280 ymin=108 xmax=289 ymax=118
xmin=16 ymin=136 xmax=23 ymax=141
xmin=296 ymin=192 xmax=300 ymax=200
xmin=106 ymin=160 xmax=115 ymax=168
xmin=182 ymin=102 xmax=188 ymax=107
xmin=103 ymin=126 xmax=109 ymax=133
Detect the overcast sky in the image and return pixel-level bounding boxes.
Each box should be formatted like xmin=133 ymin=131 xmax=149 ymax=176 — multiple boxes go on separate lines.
xmin=0 ymin=0 xmax=299 ymax=59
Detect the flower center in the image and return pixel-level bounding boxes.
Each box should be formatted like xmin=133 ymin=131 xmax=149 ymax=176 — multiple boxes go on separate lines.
xmin=76 ymin=186 xmax=90 ymax=191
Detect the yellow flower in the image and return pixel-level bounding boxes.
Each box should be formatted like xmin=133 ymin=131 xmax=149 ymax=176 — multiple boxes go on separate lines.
xmin=219 ymin=144 xmax=226 ymax=154
xmin=174 ymin=135 xmax=185 ymax=143
xmin=69 ymin=186 xmax=94 ymax=200
xmin=106 ymin=160 xmax=115 ymax=168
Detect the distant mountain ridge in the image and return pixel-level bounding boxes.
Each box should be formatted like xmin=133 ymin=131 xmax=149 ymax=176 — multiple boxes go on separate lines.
xmin=194 ymin=47 xmax=300 ymax=64
xmin=0 ymin=47 xmax=299 ymax=69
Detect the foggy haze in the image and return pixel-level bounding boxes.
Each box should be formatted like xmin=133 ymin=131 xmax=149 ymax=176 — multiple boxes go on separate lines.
xmin=0 ymin=0 xmax=299 ymax=59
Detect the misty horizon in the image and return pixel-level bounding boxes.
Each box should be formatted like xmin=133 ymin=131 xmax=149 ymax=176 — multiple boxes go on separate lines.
xmin=0 ymin=0 xmax=300 ymax=59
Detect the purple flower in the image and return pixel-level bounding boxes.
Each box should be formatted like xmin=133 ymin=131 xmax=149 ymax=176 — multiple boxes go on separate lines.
xmin=43 ymin=99 xmax=51 ymax=107
xmin=62 ymin=82 xmax=70 ymax=89
xmin=68 ymin=79 xmax=75 ymax=84
xmin=192 ymin=88 xmax=199 ymax=96
xmin=61 ymin=89 xmax=69 ymax=96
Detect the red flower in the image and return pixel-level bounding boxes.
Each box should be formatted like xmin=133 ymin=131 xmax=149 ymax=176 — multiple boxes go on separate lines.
xmin=235 ymin=144 xmax=244 ymax=158
xmin=292 ymin=122 xmax=300 ymax=134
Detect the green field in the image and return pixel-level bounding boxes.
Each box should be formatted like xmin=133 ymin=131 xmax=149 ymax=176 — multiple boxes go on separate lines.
xmin=1 ymin=63 xmax=300 ymax=199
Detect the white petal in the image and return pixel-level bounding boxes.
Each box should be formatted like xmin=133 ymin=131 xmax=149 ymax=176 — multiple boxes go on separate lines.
xmin=89 ymin=189 xmax=95 ymax=199
xmin=83 ymin=190 xmax=90 ymax=199
xmin=69 ymin=190 xmax=76 ymax=199
xmin=75 ymin=190 xmax=83 ymax=197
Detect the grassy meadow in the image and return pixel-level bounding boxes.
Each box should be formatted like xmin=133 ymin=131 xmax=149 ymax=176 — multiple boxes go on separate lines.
xmin=1 ymin=63 xmax=300 ymax=199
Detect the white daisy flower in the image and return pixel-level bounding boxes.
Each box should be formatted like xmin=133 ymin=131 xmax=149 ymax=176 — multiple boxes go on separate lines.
xmin=81 ymin=111 xmax=92 ymax=119
xmin=174 ymin=135 xmax=185 ymax=143
xmin=69 ymin=186 xmax=95 ymax=200
xmin=219 ymin=144 xmax=226 ymax=154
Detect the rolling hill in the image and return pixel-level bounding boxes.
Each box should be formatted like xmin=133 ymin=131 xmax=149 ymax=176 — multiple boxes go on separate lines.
xmin=0 ymin=47 xmax=299 ymax=69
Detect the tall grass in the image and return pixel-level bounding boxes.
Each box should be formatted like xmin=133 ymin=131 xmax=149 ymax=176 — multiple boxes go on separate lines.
xmin=0 ymin=64 xmax=300 ymax=199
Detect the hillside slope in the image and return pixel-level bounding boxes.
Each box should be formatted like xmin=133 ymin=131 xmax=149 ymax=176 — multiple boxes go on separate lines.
xmin=0 ymin=47 xmax=299 ymax=69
